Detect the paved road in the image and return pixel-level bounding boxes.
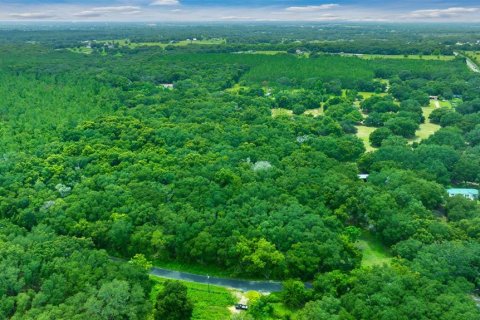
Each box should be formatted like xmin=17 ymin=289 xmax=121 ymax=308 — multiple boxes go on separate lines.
xmin=150 ymin=267 xmax=283 ymax=293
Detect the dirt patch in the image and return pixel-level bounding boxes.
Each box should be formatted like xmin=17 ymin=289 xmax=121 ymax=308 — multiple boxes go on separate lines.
xmin=228 ymin=290 xmax=250 ymax=314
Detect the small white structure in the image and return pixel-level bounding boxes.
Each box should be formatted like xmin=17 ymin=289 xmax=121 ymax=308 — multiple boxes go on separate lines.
xmin=358 ymin=174 xmax=369 ymax=181
xmin=160 ymin=83 xmax=174 ymax=90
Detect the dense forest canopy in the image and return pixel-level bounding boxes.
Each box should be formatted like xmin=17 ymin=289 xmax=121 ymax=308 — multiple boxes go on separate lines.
xmin=1 ymin=23 xmax=480 ymax=319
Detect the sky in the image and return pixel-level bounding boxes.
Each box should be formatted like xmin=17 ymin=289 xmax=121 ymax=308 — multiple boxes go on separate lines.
xmin=1 ymin=0 xmax=480 ymax=22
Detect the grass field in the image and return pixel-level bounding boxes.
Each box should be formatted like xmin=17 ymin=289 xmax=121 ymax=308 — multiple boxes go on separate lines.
xmin=465 ymin=51 xmax=480 ymax=63
xmin=359 ymin=91 xmax=387 ymax=99
xmin=355 ymin=125 xmax=376 ymax=152
xmin=359 ymin=54 xmax=455 ymax=61
xmin=251 ymin=50 xmax=287 ymax=55
xmin=356 ymin=232 xmax=392 ymax=267
xmin=67 ymin=47 xmax=93 ymax=54
xmin=150 ymin=276 xmax=235 ymax=320
xmin=272 ymin=108 xmax=294 ymax=117
xmin=304 ymin=107 xmax=324 ymax=117
xmin=439 ymin=100 xmax=452 ymax=108
xmin=88 ymin=38 xmax=226 ymax=50
xmin=411 ymin=104 xmax=441 ymax=142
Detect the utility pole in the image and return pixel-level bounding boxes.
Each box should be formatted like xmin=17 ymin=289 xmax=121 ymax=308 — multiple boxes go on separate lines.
xmin=207 ymin=275 xmax=210 ymax=293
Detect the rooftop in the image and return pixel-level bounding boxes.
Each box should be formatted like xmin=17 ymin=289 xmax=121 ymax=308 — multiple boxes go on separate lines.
xmin=447 ymin=188 xmax=479 ymax=195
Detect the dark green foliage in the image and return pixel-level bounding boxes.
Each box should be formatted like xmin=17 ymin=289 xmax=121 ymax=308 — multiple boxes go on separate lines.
xmin=0 ymin=220 xmax=151 ymax=319
xmin=430 ymin=107 xmax=452 ymax=124
xmin=341 ymin=266 xmax=479 ymax=320
xmin=369 ymin=127 xmax=393 ymax=147
xmin=154 ymin=281 xmax=193 ymax=320
xmin=384 ymin=117 xmax=419 ymax=138
xmin=281 ymin=280 xmax=309 ymax=309
xmin=1 ymin=25 xmax=480 ymax=320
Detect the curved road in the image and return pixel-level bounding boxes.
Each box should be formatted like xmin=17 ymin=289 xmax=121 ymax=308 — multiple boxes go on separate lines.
xmin=150 ymin=267 xmax=283 ymax=293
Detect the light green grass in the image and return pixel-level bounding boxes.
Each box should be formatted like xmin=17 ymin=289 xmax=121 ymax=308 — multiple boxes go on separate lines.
xmin=252 ymin=51 xmax=287 ymax=55
xmin=439 ymin=100 xmax=452 ymax=108
xmin=272 ymin=108 xmax=294 ymax=118
xmin=355 ymin=125 xmax=376 ymax=152
xmin=359 ymin=91 xmax=387 ymax=100
xmin=95 ymin=38 xmax=226 ymax=49
xmin=464 ymin=51 xmax=480 ymax=63
xmin=67 ymin=47 xmax=93 ymax=54
xmin=356 ymin=233 xmax=392 ymax=267
xmin=411 ymin=105 xmax=441 ymax=142
xmin=149 ymin=276 xmax=235 ymax=320
xmin=304 ymin=107 xmax=324 ymax=117
xmin=359 ymin=54 xmax=455 ymax=61
xmin=225 ymin=83 xmax=250 ymax=94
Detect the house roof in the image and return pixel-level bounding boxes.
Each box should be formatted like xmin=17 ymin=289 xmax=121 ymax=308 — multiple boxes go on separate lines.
xmin=447 ymin=188 xmax=479 ymax=195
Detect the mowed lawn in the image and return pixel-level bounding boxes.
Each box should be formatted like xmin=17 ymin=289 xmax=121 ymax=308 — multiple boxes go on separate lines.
xmin=359 ymin=91 xmax=387 ymax=99
xmin=149 ymin=277 xmax=235 ymax=320
xmin=355 ymin=125 xmax=376 ymax=152
xmin=356 ymin=232 xmax=392 ymax=267
xmin=411 ymin=103 xmax=441 ymax=142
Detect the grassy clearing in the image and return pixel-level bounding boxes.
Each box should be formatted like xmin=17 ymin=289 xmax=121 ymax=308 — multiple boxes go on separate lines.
xmin=251 ymin=51 xmax=287 ymax=55
xmin=272 ymin=108 xmax=294 ymax=118
xmin=359 ymin=91 xmax=387 ymax=99
xmin=225 ymin=83 xmax=250 ymax=94
xmin=93 ymin=38 xmax=226 ymax=49
xmin=356 ymin=232 xmax=392 ymax=267
xmin=149 ymin=276 xmax=235 ymax=320
xmin=67 ymin=47 xmax=93 ymax=54
xmin=359 ymin=54 xmax=455 ymax=61
xmin=439 ymin=100 xmax=452 ymax=108
xmin=465 ymin=51 xmax=480 ymax=63
xmin=411 ymin=104 xmax=441 ymax=142
xmin=304 ymin=107 xmax=324 ymax=117
xmin=355 ymin=125 xmax=376 ymax=152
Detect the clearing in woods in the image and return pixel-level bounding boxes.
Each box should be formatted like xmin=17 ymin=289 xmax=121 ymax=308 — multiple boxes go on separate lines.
xmin=411 ymin=101 xmax=442 ymax=142
xmin=356 ymin=232 xmax=392 ymax=267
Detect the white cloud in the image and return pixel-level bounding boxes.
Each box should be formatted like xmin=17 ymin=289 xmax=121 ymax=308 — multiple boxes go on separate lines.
xmin=285 ymin=4 xmax=339 ymax=12
xmin=220 ymin=16 xmax=254 ymax=20
xmin=8 ymin=12 xmax=56 ymax=19
xmin=74 ymin=6 xmax=141 ymax=17
xmin=407 ymin=7 xmax=479 ymax=19
xmin=150 ymin=0 xmax=180 ymax=6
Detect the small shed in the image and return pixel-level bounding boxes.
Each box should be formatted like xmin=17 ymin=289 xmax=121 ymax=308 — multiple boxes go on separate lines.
xmin=447 ymin=188 xmax=479 ymax=200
